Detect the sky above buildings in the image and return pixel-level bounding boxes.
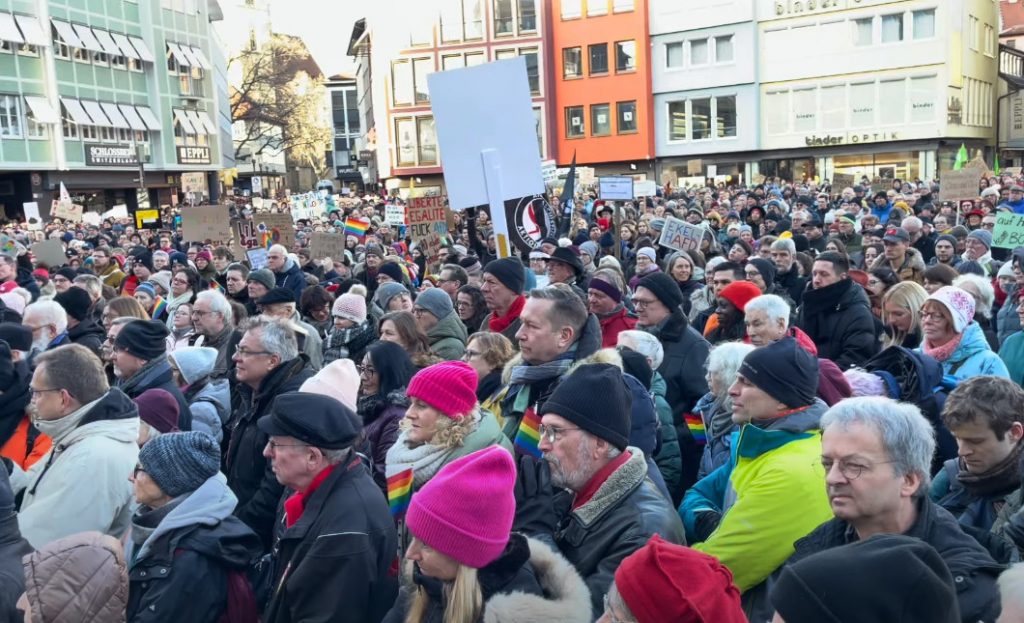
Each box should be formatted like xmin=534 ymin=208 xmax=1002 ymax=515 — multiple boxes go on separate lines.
xmin=268 ymin=0 xmax=360 ymax=77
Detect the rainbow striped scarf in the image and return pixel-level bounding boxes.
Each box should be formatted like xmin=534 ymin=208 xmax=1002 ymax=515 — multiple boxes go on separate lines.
xmin=150 ymin=296 xmax=167 ymax=320
xmin=514 ymin=408 xmax=543 ymax=458
xmin=387 ymin=468 xmax=413 ymax=518
xmin=685 ymin=413 xmax=707 ymax=445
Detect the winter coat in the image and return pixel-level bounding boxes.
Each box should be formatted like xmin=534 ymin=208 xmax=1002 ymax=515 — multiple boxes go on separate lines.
xmin=118 ymin=356 xmax=193 ymax=432
xmin=997 ymin=288 xmax=1022 ymax=345
xmin=597 ymin=306 xmax=637 ymax=348
xmin=931 ymin=456 xmax=1024 ymax=535
xmin=0 ymin=358 xmax=49 ymax=470
xmin=622 ymin=371 xmax=671 ymax=501
xmin=1000 ymin=330 xmax=1024 ymax=386
xmin=263 ymin=452 xmax=398 ymax=623
xmin=688 ymin=286 xmax=715 ymax=325
xmin=68 ymin=317 xmax=106 ymax=358
xmin=184 ymin=377 xmax=230 ymax=444
xmin=789 ymin=498 xmax=1003 ymax=623
xmin=98 ymin=263 xmax=126 ymax=290
xmin=870 ymin=247 xmax=926 ymax=285
xmin=0 ymin=471 xmax=31 ymax=618
xmin=192 ymin=325 xmax=242 ymax=383
xmin=274 ymin=259 xmax=307 ymax=303
xmin=358 ymin=389 xmax=407 ymax=494
xmin=694 ymin=392 xmax=735 ymax=480
xmin=922 ymin=322 xmax=1010 ymax=381
xmin=427 ymin=311 xmax=468 ymax=361
xmin=642 ymin=311 xmax=711 ymax=499
xmin=125 ymin=476 xmax=262 ymax=622
xmin=290 ymin=316 xmax=324 ymax=371
xmin=17 ymin=389 xmax=141 ymax=549
xmin=650 ymin=372 xmax=682 ymax=498
xmin=797 ymin=278 xmax=879 ymax=369
xmin=553 ymin=448 xmax=684 ymax=616
xmin=681 ymin=401 xmax=833 ymax=619
xmin=775 ymin=267 xmax=807 ymax=306
xmin=677 ymin=280 xmax=702 ymax=317
xmin=322 ymin=320 xmax=376 ymax=366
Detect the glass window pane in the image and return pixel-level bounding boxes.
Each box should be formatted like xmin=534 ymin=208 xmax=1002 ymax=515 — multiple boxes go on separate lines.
xmin=615 ymin=41 xmax=635 ymax=72
xmin=518 ymin=0 xmax=536 ymax=31
xmin=617 ymin=101 xmax=636 ymax=133
xmin=690 ymin=39 xmax=708 ymax=65
xmin=668 ymin=101 xmax=687 ymax=141
xmin=413 ymin=58 xmax=432 ymax=103
xmin=562 ymin=0 xmax=581 ymax=18
xmin=765 ymin=90 xmax=789 ymax=135
xmin=464 ymin=0 xmax=483 ymax=38
xmin=495 ymin=48 xmax=515 ymax=60
xmin=910 ymin=75 xmax=936 ymax=122
xmin=566 ymin=106 xmax=584 ymax=138
xmin=715 ymin=36 xmax=733 ymax=63
xmin=716 ymin=95 xmax=736 ymax=137
xmin=913 ymin=9 xmax=935 ymax=39
xmin=591 ymin=103 xmax=611 ymax=136
xmin=443 ymin=54 xmax=465 ymax=71
xmin=392 ymin=60 xmax=412 ymax=106
xmin=589 ymin=43 xmax=608 ymax=74
xmin=850 ymin=82 xmax=875 ymax=127
xmin=854 ymin=18 xmax=873 ymax=46
xmin=821 ymin=84 xmax=845 ymax=129
xmin=533 ymin=107 xmax=543 ymax=155
xmin=879 ymin=79 xmax=906 ymax=124
xmin=691 ymin=98 xmax=711 ymax=139
xmin=666 ymin=42 xmax=683 ymax=68
xmin=588 ymin=0 xmax=606 ymax=16
xmin=441 ymin=0 xmax=462 ymax=42
xmin=563 ymin=47 xmax=581 ymax=78
xmin=396 ymin=118 xmax=416 ymax=166
xmin=881 ymin=14 xmax=903 ymax=43
xmin=793 ymin=88 xmax=816 ymax=132
xmin=494 ymin=0 xmax=513 ymax=34
xmin=522 ymin=49 xmax=539 ymax=94
xmin=613 ymin=0 xmax=633 ymax=11
xmin=466 ymin=52 xmax=485 ymax=66
xmin=417 ymin=117 xmax=437 ymax=165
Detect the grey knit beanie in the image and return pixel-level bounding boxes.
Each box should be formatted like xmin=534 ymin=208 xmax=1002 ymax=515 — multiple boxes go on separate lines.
xmin=138 ymin=431 xmax=220 ymax=497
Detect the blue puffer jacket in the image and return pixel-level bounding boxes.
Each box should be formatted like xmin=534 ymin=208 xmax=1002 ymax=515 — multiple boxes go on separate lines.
xmin=920 ymin=322 xmax=1010 ymax=381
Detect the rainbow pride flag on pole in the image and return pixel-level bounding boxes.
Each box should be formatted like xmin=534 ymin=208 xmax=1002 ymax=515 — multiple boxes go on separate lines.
xmin=685 ymin=413 xmax=707 ymax=445
xmin=514 ymin=408 xmax=543 ymax=458
xmin=345 ymin=218 xmax=369 ymax=239
xmin=387 ymin=468 xmax=414 ymax=518
xmin=150 ymin=295 xmax=167 ymax=320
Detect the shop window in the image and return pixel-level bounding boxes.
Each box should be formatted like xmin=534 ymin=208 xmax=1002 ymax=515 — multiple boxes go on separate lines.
xmin=563 ymin=47 xmax=582 ymax=78
xmin=881 ymin=14 xmax=904 ymax=43
xmin=615 ymin=41 xmax=635 ymax=72
xmin=667 ymin=101 xmax=687 ymax=141
xmin=591 ymin=103 xmax=610 ymax=136
xmin=853 ymin=17 xmax=873 ymax=46
xmin=396 ymin=117 xmax=416 ymax=166
xmin=716 ymin=95 xmax=736 ymax=138
xmin=565 ymin=106 xmax=584 ymax=138
xmin=0 ymin=95 xmax=22 ymax=138
xmin=392 ymin=60 xmax=412 ymax=106
xmin=666 ymin=42 xmax=683 ymax=68
xmin=494 ymin=0 xmax=513 ymax=35
xmin=691 ymin=98 xmax=711 ymax=140
xmin=849 ymin=82 xmax=875 ymax=127
xmin=715 ymin=36 xmax=733 ymax=63
xmin=909 ymin=75 xmax=936 ymax=123
xmin=589 ymin=43 xmax=608 ymax=75
xmin=617 ymin=101 xmax=636 ymax=134
xmin=820 ymin=84 xmax=845 ymax=129
xmin=880 ymin=79 xmax=906 ymax=124
xmin=913 ymin=9 xmax=935 ymax=39
xmin=793 ymin=88 xmax=816 ymax=132
xmin=690 ymin=39 xmax=708 ymax=65
xmin=413 ymin=57 xmax=432 ymax=104
xmin=561 ymin=0 xmax=581 ymax=19
xmin=518 ymin=0 xmax=536 ymax=32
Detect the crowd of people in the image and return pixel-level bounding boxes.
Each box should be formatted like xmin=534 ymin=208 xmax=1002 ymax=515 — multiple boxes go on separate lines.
xmin=2 ymin=172 xmax=1024 ymax=621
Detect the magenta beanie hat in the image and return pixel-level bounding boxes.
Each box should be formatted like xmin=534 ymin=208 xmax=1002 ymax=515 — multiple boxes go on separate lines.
xmin=406 ymin=361 xmax=478 ymax=419
xmin=406 ymin=446 xmax=516 ymax=568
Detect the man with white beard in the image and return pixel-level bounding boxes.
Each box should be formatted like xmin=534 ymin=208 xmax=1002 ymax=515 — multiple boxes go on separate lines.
xmin=22 ymin=300 xmax=70 ymax=361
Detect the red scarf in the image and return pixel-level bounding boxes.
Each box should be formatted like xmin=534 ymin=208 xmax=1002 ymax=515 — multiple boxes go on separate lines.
xmin=489 ymin=295 xmax=526 ymax=333
xmin=572 ymin=451 xmax=632 ymax=510
xmin=284 ymin=463 xmax=337 ymax=528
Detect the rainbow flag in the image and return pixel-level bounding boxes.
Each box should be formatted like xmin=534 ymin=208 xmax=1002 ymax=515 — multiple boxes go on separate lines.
xmin=345 ymin=218 xmax=369 ymax=239
xmin=685 ymin=413 xmax=707 ymax=445
xmin=387 ymin=468 xmax=414 ymax=518
xmin=150 ymin=296 xmax=167 ymax=320
xmin=209 ymin=279 xmax=224 ymax=293
xmin=514 ymin=408 xmax=543 ymax=458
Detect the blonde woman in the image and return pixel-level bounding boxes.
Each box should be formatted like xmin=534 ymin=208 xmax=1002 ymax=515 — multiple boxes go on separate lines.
xmin=462 ymin=332 xmax=515 ymax=404
xmin=880 ymin=281 xmax=929 ymax=349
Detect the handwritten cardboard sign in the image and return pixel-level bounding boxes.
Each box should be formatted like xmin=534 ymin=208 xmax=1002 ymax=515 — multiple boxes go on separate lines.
xmin=993 ymin=212 xmax=1024 ymax=250
xmin=181 ymin=205 xmax=232 ymax=243
xmin=257 ymin=213 xmax=296 ymax=249
xmin=658 ymin=216 xmax=703 ymax=253
xmin=51 ymin=200 xmax=83 ymax=221
xmin=940 ymin=169 xmax=981 ymax=202
xmin=309 ymin=232 xmax=346 ymax=261
xmin=832 ymin=173 xmax=856 ymax=189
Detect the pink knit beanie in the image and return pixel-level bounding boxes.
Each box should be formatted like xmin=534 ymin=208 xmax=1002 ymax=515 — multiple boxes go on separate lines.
xmin=332 ymin=292 xmax=367 ymax=324
xmin=927 ymin=286 xmax=975 ymax=333
xmin=300 ymin=359 xmax=360 ymax=411
xmin=406 ymin=446 xmax=516 ymax=568
xmin=407 ymin=361 xmax=478 ymax=419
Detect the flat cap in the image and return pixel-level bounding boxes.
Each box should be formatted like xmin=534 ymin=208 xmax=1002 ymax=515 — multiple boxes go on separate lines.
xmin=256 ymin=286 xmax=296 ymax=306
xmin=258 ymin=392 xmax=361 ymax=449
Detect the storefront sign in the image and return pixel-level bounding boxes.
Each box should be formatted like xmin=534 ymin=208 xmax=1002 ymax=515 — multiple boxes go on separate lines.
xmin=803 ymin=132 xmax=900 ymax=148
xmin=763 ymin=0 xmax=890 ymax=21
xmin=177 ymin=146 xmax=211 ymax=165
xmin=84 ymin=143 xmax=139 ymax=167
xmin=993 ymin=212 xmax=1024 ymax=250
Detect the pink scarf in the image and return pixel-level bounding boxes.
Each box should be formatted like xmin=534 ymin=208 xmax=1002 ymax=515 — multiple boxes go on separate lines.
xmin=922 ymin=331 xmax=964 ymax=363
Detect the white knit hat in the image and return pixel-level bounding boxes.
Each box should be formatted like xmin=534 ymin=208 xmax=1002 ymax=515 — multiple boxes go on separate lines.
xmin=299 ymin=359 xmax=360 ymax=411
xmin=927 ymin=286 xmax=975 ymax=333
xmin=332 ymin=292 xmax=367 ymax=324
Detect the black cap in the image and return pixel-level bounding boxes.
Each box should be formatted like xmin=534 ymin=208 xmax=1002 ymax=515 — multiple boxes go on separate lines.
xmin=544 ymin=246 xmax=583 ymax=275
xmin=883 ymin=227 xmax=910 ymax=243
xmin=540 ymin=363 xmax=632 ymax=450
xmin=258 ymin=392 xmax=361 ymax=449
xmin=114 ymin=319 xmax=169 ymax=361
xmin=482 ymin=257 xmax=526 ymax=294
xmin=256 ymin=287 xmax=297 ymax=306
xmin=0 ymin=323 xmax=31 ymax=352
xmin=739 ymin=337 xmax=818 ymax=408
xmin=55 ymin=287 xmax=92 ymax=322
xmin=636 ymin=272 xmax=684 ymax=312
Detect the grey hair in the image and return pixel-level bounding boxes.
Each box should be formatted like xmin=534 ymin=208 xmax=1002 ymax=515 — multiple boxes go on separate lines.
xmin=195 ymin=290 xmax=234 ymax=327
xmin=606 ymin=582 xmax=637 ymax=622
xmin=706 ymin=342 xmax=755 ymax=400
xmin=744 ymin=294 xmax=791 ymax=328
xmin=24 ymin=300 xmax=68 ymax=334
xmin=153 ymin=250 xmax=169 ymax=261
xmin=321 ymin=447 xmax=352 ymax=465
xmin=952 ymin=274 xmax=994 ymax=320
xmin=239 ymin=316 xmax=298 ymax=361
xmin=770 ymin=238 xmax=796 ymax=254
xmin=72 ymin=275 xmax=102 ymax=300
xmin=616 ymin=330 xmax=664 ymax=369
xmin=821 ymin=396 xmax=935 ymax=496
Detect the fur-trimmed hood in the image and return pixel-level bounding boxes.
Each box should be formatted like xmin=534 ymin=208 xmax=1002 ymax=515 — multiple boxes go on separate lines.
xmin=483 ymin=537 xmax=592 ymax=623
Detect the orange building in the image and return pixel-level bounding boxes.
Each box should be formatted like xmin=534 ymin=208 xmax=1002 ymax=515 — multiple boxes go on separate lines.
xmin=548 ymin=0 xmax=655 ymax=171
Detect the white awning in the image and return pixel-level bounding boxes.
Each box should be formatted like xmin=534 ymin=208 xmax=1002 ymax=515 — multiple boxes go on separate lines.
xmin=166 ymin=42 xmax=190 ymax=67
xmin=81 ymin=100 xmax=111 ymax=126
xmin=188 ymin=45 xmax=211 ymax=70
xmin=185 ymin=110 xmax=208 ymax=135
xmin=51 ymin=20 xmax=82 ymax=48
xmin=60 ymin=98 xmax=93 ymax=125
xmin=177 ymin=44 xmax=203 ymax=68
xmin=24 ymin=96 xmax=59 ymax=124
xmin=135 ymin=105 xmax=161 ymax=131
xmin=128 ymin=35 xmax=154 ymax=62
xmin=173 ymin=109 xmax=198 ymax=134
xmin=197 ymin=110 xmax=218 ymax=134
xmin=71 ymin=23 xmax=104 ymax=53
xmin=100 ymin=102 xmax=130 ymax=129
xmin=92 ymin=29 xmax=121 ymax=56
xmin=15 ymin=15 xmax=48 ymax=47
xmin=109 ymin=32 xmax=138 ymax=59
xmin=0 ymin=13 xmax=24 ymax=44
xmin=118 ymin=104 xmax=146 ymax=131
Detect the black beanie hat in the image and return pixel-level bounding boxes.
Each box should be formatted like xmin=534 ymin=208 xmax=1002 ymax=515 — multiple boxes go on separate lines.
xmin=739 ymin=337 xmax=818 ymax=408
xmin=55 ymin=287 xmax=93 ymax=322
xmin=748 ymin=257 xmax=776 ymax=286
xmin=256 ymin=287 xmax=297 ymax=306
xmin=114 ymin=319 xmax=169 ymax=361
xmin=483 ymin=257 xmax=525 ymax=294
xmin=55 ymin=267 xmax=78 ymax=282
xmin=130 ymin=246 xmax=155 ymax=272
xmin=637 ymin=272 xmax=684 ymax=312
xmin=0 ymin=323 xmax=31 ymax=352
xmin=540 ymin=363 xmax=632 ymax=450
xmin=770 ymin=534 xmax=958 ymax=623
xmin=377 ymin=262 xmax=405 ymax=283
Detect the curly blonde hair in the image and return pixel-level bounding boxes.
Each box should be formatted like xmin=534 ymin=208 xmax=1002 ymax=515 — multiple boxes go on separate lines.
xmin=399 ymin=407 xmax=480 ymax=450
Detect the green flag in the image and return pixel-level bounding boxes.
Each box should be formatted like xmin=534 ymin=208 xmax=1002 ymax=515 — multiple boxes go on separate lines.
xmin=995 ymin=153 xmax=1002 ymax=176
xmin=953 ymin=143 xmax=968 ymax=170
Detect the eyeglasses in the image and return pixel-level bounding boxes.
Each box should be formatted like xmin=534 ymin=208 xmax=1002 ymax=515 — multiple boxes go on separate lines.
xmin=455 ymin=301 xmax=473 ymax=309
xmin=234 ymin=346 xmax=272 ymax=357
xmin=919 ymin=310 xmax=946 ymax=320
xmin=411 ymin=307 xmax=427 ymax=316
xmin=538 ymin=424 xmax=580 ymax=444
xmin=631 ymin=297 xmax=656 ymax=309
xmin=268 ymin=440 xmax=309 ymax=450
xmin=29 ymin=387 xmax=62 ymax=400
xmin=983 ymin=222 xmax=996 ymax=229
xmin=820 ymin=457 xmax=896 ymax=480
xmin=133 ymin=465 xmax=147 ymax=478
xmin=357 ymin=364 xmax=377 ymax=377
xmin=191 ymin=309 xmax=215 ymax=318
xmin=463 ymin=349 xmax=482 ymax=360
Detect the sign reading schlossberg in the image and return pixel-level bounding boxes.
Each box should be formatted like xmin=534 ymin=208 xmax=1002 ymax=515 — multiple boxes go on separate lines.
xmin=84 ymin=143 xmax=139 ymax=167
xmin=177 ymin=146 xmax=211 ymax=165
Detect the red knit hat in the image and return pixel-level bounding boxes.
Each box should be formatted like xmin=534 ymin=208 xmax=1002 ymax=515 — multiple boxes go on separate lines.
xmin=406 ymin=361 xmax=478 ymax=419
xmin=615 ymin=535 xmax=746 ymax=623
xmin=406 ymin=446 xmax=516 ymax=568
xmin=719 ymin=280 xmax=762 ymax=312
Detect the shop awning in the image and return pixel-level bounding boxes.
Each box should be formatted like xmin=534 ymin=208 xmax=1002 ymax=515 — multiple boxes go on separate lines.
xmin=173 ymin=109 xmax=197 ymax=134
xmin=187 ymin=45 xmax=211 ymax=70
xmin=166 ymin=42 xmax=190 ymax=67
xmin=177 ymin=44 xmax=203 ymax=68
xmin=81 ymin=100 xmax=111 ymax=126
xmin=100 ymin=102 xmax=130 ymax=129
xmin=109 ymin=32 xmax=138 ymax=59
xmin=197 ymin=110 xmax=218 ymax=134
xmin=60 ymin=98 xmax=93 ymax=125
xmin=0 ymin=13 xmax=24 ymax=44
xmin=14 ymin=15 xmax=48 ymax=47
xmin=71 ymin=23 xmax=104 ymax=53
xmin=92 ymin=29 xmax=122 ymax=57
xmin=135 ymin=105 xmax=161 ymax=131
xmin=51 ymin=20 xmax=82 ymax=48
xmin=128 ymin=35 xmax=154 ymax=62
xmin=24 ymin=96 xmax=59 ymax=124
xmin=185 ymin=110 xmax=208 ymax=135
xmin=118 ymin=104 xmax=147 ymax=131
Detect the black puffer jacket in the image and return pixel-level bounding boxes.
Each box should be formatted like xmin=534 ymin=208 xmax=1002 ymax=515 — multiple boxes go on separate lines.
xmin=796 ymin=278 xmax=879 ymax=369
xmin=67 ymin=317 xmax=106 ymax=358
xmin=224 ymin=356 xmax=314 ymax=547
xmin=118 ymin=357 xmax=193 ymax=431
xmin=775 ymin=267 xmax=807 ymax=306
xmin=0 ymin=468 xmax=31 ymax=619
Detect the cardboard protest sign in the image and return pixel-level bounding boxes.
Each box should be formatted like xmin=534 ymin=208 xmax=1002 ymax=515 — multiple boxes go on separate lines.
xmin=940 ymin=169 xmax=981 ymax=202
xmin=686 ymin=159 xmax=703 ymax=176
xmin=658 ymin=216 xmax=704 ymax=253
xmin=181 ymin=205 xmax=232 ymax=243
xmin=993 ymin=212 xmax=1024 ymax=249
xmin=256 ymin=213 xmax=296 ymax=249
xmin=101 ymin=205 xmax=128 ymax=220
xmin=51 ymin=200 xmax=83 ymax=221
xmin=407 ymin=196 xmax=448 ymax=260
xmin=1004 ymin=167 xmax=1023 ymax=177
xmin=310 ymin=232 xmax=346 ymax=260
xmin=31 ymin=240 xmax=66 ymax=267
xmin=82 ymin=211 xmax=101 ymax=226
xmin=246 ymin=248 xmax=268 ymax=270
xmin=870 ymin=177 xmax=894 ymax=193
xmin=23 ymin=202 xmax=41 ymax=230
xmin=832 ymin=173 xmax=856 ymax=189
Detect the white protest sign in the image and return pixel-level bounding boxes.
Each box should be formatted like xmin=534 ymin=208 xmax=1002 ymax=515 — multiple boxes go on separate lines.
xmin=22 ymin=202 xmax=41 ymax=230
xmin=635 ymin=180 xmax=657 ymax=197
xmin=658 ymin=216 xmax=704 ymax=253
xmin=541 ymin=160 xmax=558 ymax=183
xmin=246 ymin=248 xmax=268 ymax=270
xmin=82 ymin=211 xmax=101 ymax=226
xmin=599 ymin=176 xmax=634 ymax=201
xmin=941 ymin=169 xmax=981 ymax=202
xmin=385 ymin=204 xmax=406 ymax=226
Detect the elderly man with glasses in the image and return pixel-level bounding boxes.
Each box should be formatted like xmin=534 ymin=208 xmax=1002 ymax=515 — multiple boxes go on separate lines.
xmin=190 ymin=290 xmax=242 ymax=382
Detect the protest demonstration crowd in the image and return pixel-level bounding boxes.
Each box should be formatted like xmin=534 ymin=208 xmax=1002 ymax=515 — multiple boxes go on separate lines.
xmin=6 ymin=167 xmax=1024 ymax=622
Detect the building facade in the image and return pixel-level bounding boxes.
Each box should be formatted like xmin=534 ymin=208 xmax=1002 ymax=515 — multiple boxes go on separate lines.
xmin=324 ymin=73 xmax=364 ymax=194
xmin=0 ymin=0 xmax=225 ymax=218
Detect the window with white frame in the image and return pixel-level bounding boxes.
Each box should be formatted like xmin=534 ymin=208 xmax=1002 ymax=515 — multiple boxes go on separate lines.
xmin=518 ymin=0 xmax=536 ymax=32
xmin=793 ymin=88 xmax=816 ymax=132
xmin=853 ymin=17 xmax=873 ymax=46
xmin=521 ymin=48 xmax=539 ymax=94
xmin=93 ymin=50 xmax=108 ymax=66
xmin=18 ymin=43 xmax=38 ymax=57
xmin=61 ymin=104 xmax=79 ymax=139
xmin=412 ymin=57 xmax=432 ymax=103
xmin=881 ymin=13 xmax=904 ymax=43
xmin=128 ymin=57 xmax=142 ymax=72
xmin=111 ymin=53 xmax=126 ymax=69
xmin=849 ymin=82 xmax=875 ymax=127
xmin=0 ymin=95 xmax=22 ymax=138
xmin=99 ymin=125 xmax=116 ymax=142
xmin=985 ymin=24 xmax=995 ymax=56
xmin=913 ymin=9 xmax=935 ymax=39
xmin=562 ymin=0 xmax=581 ymax=19
xmin=565 ymin=106 xmax=584 ymax=138
xmin=464 ymin=0 xmax=483 ymax=39
xmin=715 ymin=36 xmax=733 ymax=63
xmin=591 ymin=103 xmax=611 ymax=136
xmin=666 ymin=42 xmax=683 ymax=68
xmin=667 ymin=95 xmax=736 ymax=141
xmin=25 ymin=106 xmax=48 ymax=139
xmin=81 ymin=122 xmax=98 ymax=140
xmin=615 ymin=40 xmax=635 ymax=72
xmin=563 ymin=46 xmax=582 ymax=78
xmin=532 ymin=106 xmax=543 ymax=155
xmin=909 ymin=75 xmax=936 ymax=123
xmin=820 ymin=84 xmax=845 ymax=129
xmin=879 ymin=79 xmax=906 ymax=124
xmin=613 ymin=0 xmax=633 ymax=12
xmin=690 ymin=98 xmax=711 ymax=140
xmin=667 ymin=101 xmax=687 ymax=141
xmin=764 ymin=90 xmax=790 ymax=135
xmin=969 ymin=16 xmax=979 ymax=51
xmin=588 ymin=0 xmax=607 ymax=17
xmin=617 ymin=100 xmax=636 ymax=133
xmin=417 ymin=117 xmax=437 ymax=164
xmin=494 ymin=0 xmax=513 ymax=34
xmin=392 ymin=60 xmax=413 ymax=106
xmin=73 ymin=44 xmax=89 ymax=63
xmin=690 ymin=39 xmax=708 ymax=65
xmin=716 ymin=95 xmax=736 ymax=137
xmin=52 ymin=26 xmax=70 ymax=59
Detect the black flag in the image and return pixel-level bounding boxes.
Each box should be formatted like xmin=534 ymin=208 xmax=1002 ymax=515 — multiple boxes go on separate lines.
xmin=557 ymin=152 xmax=576 ymax=237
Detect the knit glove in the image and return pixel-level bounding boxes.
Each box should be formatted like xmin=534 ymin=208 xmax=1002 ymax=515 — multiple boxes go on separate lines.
xmin=693 ymin=510 xmax=722 ymax=542
xmin=513 ymin=454 xmax=557 ymax=539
